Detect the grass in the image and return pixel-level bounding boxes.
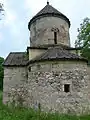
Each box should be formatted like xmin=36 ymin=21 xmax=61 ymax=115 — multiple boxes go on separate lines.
xmin=0 ymin=92 xmax=90 ymax=120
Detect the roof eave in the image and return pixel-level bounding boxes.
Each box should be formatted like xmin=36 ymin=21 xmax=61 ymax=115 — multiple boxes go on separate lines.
xmin=27 ymin=58 xmax=88 ymax=65
xmin=3 ymin=64 xmax=27 ymax=67
xmin=28 ymin=13 xmax=70 ymax=30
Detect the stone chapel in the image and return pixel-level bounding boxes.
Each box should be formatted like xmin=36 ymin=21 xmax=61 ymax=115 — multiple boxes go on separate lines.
xmin=3 ymin=2 xmax=90 ymax=114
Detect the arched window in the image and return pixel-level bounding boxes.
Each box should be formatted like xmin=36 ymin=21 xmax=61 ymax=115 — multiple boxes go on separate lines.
xmin=54 ymin=32 xmax=57 ymax=44
xmin=51 ymin=27 xmax=59 ymax=44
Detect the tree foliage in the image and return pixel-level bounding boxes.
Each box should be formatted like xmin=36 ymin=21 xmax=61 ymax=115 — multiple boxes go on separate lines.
xmin=0 ymin=3 xmax=4 ymax=90
xmin=0 ymin=3 xmax=4 ymax=20
xmin=75 ymin=17 xmax=90 ymax=60
xmin=0 ymin=57 xmax=4 ymax=90
xmin=0 ymin=3 xmax=4 ymax=12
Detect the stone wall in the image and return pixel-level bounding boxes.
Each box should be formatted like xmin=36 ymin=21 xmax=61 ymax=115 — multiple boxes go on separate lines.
xmin=3 ymin=67 xmax=28 ymax=106
xmin=27 ymin=61 xmax=90 ymax=114
xmin=29 ymin=49 xmax=46 ymax=60
xmin=30 ymin=16 xmax=70 ymax=47
xmin=70 ymin=50 xmax=81 ymax=56
xmin=3 ymin=61 xmax=90 ymax=114
xmin=88 ymin=65 xmax=90 ymax=82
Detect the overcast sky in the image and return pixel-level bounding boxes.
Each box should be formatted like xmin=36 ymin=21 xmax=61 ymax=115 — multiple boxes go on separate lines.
xmin=0 ymin=0 xmax=90 ymax=58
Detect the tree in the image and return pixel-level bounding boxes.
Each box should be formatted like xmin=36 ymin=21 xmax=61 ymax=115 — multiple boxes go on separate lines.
xmin=0 ymin=3 xmax=4 ymax=12
xmin=75 ymin=17 xmax=90 ymax=60
xmin=0 ymin=3 xmax=4 ymax=90
xmin=0 ymin=3 xmax=4 ymax=20
xmin=0 ymin=57 xmax=4 ymax=90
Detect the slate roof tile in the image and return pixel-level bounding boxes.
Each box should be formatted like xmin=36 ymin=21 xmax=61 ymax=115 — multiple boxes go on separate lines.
xmin=28 ymin=47 xmax=87 ymax=64
xmin=3 ymin=47 xmax=87 ymax=66
xmin=3 ymin=52 xmax=29 ymax=66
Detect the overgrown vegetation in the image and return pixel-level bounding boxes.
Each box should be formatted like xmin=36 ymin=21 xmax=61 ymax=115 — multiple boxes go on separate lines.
xmin=0 ymin=92 xmax=90 ymax=120
xmin=0 ymin=57 xmax=4 ymax=90
xmin=75 ymin=17 xmax=90 ymax=61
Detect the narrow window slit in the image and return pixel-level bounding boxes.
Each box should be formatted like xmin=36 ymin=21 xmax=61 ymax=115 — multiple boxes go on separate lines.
xmin=28 ymin=67 xmax=31 ymax=72
xmin=54 ymin=32 xmax=57 ymax=44
xmin=64 ymin=84 xmax=70 ymax=93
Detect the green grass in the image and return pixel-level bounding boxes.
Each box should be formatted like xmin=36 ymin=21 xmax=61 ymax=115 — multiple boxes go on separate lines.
xmin=0 ymin=92 xmax=90 ymax=120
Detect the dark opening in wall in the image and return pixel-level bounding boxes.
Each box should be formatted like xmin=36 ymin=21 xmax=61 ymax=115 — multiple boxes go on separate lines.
xmin=64 ymin=84 xmax=70 ymax=93
xmin=54 ymin=32 xmax=57 ymax=44
xmin=28 ymin=67 xmax=31 ymax=72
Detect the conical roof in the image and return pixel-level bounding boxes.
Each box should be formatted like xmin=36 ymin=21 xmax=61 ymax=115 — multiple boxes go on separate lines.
xmin=28 ymin=2 xmax=70 ymax=30
xmin=35 ymin=2 xmax=63 ymax=17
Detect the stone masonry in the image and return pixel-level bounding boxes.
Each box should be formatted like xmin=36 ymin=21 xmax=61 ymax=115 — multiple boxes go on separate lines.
xmin=27 ymin=61 xmax=90 ymax=114
xmin=3 ymin=67 xmax=28 ymax=105
xmin=30 ymin=17 xmax=70 ymax=47
xmin=3 ymin=61 xmax=90 ymax=114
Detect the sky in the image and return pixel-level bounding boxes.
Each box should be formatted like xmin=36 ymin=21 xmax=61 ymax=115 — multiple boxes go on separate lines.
xmin=0 ymin=0 xmax=90 ymax=58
